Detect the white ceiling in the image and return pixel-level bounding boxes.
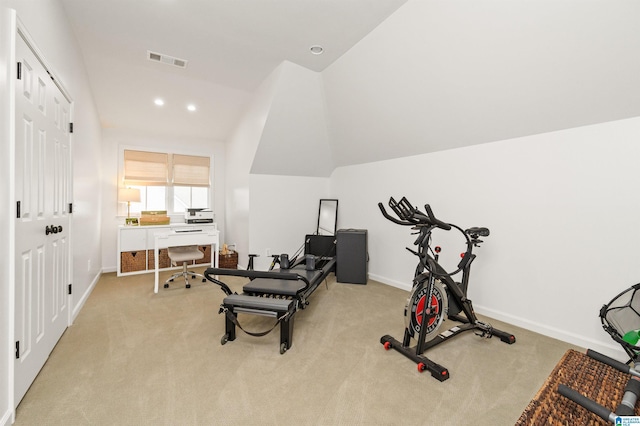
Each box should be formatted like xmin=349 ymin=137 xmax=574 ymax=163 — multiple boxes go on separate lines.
xmin=59 ymin=0 xmax=640 ymax=170
xmin=60 ymin=0 xmax=408 ymax=140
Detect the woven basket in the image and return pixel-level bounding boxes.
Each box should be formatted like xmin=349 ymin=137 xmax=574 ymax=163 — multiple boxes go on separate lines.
xmin=120 ymin=251 xmax=146 ymax=273
xmin=516 ymin=349 xmax=636 ymax=425
xmin=195 ymin=245 xmax=212 ymax=265
xmin=218 ymin=252 xmax=238 ymax=269
xmin=147 ymin=248 xmax=170 ymax=269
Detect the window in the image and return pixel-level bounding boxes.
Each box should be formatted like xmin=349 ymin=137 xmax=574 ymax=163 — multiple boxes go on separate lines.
xmin=122 ymin=149 xmax=211 ymax=215
xmin=174 ymin=186 xmax=208 ymax=213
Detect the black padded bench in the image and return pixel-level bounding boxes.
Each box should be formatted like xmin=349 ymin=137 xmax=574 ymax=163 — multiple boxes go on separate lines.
xmin=243 ymin=266 xmax=323 ymax=296
xmin=221 ymin=294 xmax=296 ymax=354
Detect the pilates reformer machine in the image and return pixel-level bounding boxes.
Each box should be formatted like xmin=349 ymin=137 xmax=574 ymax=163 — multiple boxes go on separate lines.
xmin=204 ymin=235 xmax=337 ymax=354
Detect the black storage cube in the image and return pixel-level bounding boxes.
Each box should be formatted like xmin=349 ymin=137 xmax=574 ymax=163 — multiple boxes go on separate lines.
xmin=336 ymin=229 xmax=368 ymax=284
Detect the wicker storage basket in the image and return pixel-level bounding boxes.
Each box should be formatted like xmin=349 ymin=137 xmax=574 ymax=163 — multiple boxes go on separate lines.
xmin=195 ymin=245 xmax=212 ymax=265
xmin=147 ymin=248 xmax=171 ymax=269
xmin=120 ymin=251 xmax=146 ymax=273
xmin=218 ymin=252 xmax=238 ymax=269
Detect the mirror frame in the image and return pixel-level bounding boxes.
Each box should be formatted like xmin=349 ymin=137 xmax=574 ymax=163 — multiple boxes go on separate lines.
xmin=317 ymin=199 xmax=339 ymax=236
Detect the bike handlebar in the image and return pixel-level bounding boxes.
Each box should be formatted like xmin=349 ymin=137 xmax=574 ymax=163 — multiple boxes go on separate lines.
xmin=378 ymin=197 xmax=451 ymax=231
xmin=423 ymin=204 xmax=452 ymax=231
xmin=378 ymin=202 xmax=412 ymax=226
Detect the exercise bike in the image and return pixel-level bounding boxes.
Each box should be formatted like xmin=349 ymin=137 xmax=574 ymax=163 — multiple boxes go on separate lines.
xmin=378 ymin=196 xmax=516 ymax=381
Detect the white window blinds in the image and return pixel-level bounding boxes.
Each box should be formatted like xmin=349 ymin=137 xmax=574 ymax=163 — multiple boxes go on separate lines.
xmin=172 ymin=154 xmax=210 ymax=187
xmin=124 ymin=150 xmax=210 ymax=187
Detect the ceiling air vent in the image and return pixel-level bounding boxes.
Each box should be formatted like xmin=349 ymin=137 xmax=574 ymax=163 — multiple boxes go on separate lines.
xmin=147 ymin=50 xmax=188 ymax=69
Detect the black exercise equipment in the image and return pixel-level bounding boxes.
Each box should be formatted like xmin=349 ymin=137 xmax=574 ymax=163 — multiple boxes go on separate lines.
xmin=336 ymin=229 xmax=368 ymax=284
xmin=204 ymin=236 xmax=336 ymax=354
xmin=378 ymin=196 xmax=516 ymax=380
xmin=558 ymin=283 xmax=640 ymax=422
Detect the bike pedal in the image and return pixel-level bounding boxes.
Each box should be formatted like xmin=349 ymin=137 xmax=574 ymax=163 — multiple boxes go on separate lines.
xmin=474 ymin=329 xmax=493 ymax=338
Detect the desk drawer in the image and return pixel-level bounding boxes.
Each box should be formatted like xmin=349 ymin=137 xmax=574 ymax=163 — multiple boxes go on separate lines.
xmin=120 ymin=228 xmax=147 ymax=251
xmin=146 ymin=227 xmax=171 ymax=250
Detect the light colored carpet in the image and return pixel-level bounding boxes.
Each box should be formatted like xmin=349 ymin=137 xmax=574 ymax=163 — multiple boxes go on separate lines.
xmin=14 ymin=268 xmax=581 ymax=425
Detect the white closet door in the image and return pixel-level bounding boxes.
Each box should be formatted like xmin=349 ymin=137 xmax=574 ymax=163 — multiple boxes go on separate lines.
xmin=14 ymin=30 xmax=72 ymax=406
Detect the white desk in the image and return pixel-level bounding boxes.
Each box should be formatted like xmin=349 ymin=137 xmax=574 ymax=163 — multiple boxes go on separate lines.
xmin=154 ymin=228 xmax=219 ymax=293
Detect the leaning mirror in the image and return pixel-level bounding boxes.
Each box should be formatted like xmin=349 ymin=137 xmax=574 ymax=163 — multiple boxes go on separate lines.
xmin=317 ymin=199 xmax=338 ymax=236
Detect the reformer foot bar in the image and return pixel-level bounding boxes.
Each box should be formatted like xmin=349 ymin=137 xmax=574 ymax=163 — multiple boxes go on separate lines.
xmin=204 ymin=257 xmax=336 ymax=354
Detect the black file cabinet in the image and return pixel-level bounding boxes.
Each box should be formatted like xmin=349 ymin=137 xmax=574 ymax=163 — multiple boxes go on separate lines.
xmin=336 ymin=229 xmax=368 ymax=284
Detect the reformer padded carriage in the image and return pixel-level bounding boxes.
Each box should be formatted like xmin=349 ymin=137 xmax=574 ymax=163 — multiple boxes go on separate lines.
xmin=204 ymin=236 xmax=336 ymax=354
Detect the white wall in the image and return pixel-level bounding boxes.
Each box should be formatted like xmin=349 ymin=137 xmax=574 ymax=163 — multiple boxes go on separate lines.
xmin=331 ymin=117 xmax=640 ymax=359
xmin=1 ymin=0 xmax=103 ymax=422
xmin=251 ymin=61 xmax=333 ymax=177
xmin=224 ymin=64 xmax=282 ymax=261
xmin=100 ymin=129 xmax=226 ymax=271
xmin=226 ymin=61 xmax=336 ymax=264
xmin=248 ymin=174 xmax=330 ymax=270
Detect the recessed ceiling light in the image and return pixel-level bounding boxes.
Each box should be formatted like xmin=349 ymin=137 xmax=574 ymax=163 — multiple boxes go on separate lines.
xmin=154 ymin=98 xmax=164 ymax=106
xmin=310 ymin=45 xmax=324 ymax=55
xmin=187 ymin=104 xmax=196 ymax=112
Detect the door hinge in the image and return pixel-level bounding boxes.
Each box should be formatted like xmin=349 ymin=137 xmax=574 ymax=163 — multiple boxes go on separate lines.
xmin=69 ymin=203 xmax=73 ymax=214
xmin=17 ymin=62 xmax=21 ymax=80
xmin=15 ymin=341 xmax=20 ymax=359
xmin=17 ymin=201 xmax=21 ymax=218
xmin=69 ymin=122 xmax=73 ymax=133
xmin=68 ymin=284 xmax=72 ymax=295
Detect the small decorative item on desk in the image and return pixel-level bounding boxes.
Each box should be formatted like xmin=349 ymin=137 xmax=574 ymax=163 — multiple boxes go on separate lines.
xmin=219 ymin=244 xmax=238 ymax=269
xmin=140 ymin=210 xmax=170 ymax=226
xmin=125 ymin=217 xmax=139 ymax=226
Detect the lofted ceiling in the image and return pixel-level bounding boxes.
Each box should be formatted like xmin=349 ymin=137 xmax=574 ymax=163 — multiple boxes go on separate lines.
xmin=60 ymin=0 xmax=640 ymax=172
xmin=59 ymin=0 xmax=408 ymax=141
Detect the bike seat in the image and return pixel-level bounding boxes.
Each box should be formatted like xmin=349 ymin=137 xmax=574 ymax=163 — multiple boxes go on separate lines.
xmin=465 ymin=227 xmax=490 ymax=237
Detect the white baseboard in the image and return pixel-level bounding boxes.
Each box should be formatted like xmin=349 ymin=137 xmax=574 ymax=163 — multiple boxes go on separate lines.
xmin=370 ymin=273 xmax=627 ymax=361
xmin=1 ymin=408 xmax=13 ymax=426
xmin=71 ymin=271 xmax=101 ymax=322
xmin=474 ymin=304 xmax=626 ymax=360
xmin=368 ymin=273 xmax=411 ymax=291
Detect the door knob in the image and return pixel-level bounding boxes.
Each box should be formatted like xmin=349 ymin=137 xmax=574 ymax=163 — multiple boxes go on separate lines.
xmin=45 ymin=225 xmax=62 ymax=235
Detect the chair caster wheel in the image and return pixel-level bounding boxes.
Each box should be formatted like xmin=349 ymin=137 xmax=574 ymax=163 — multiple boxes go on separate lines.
xmin=163 ymin=284 xmax=169 ymax=289
xmin=186 ymin=284 xmax=191 ymax=289
xmin=202 ymin=278 xmax=206 ymax=282
xmin=192 ymin=275 xmax=196 ymax=279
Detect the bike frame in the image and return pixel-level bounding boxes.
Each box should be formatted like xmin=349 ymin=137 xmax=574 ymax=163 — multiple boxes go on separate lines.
xmin=379 ymin=196 xmax=516 ymax=380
